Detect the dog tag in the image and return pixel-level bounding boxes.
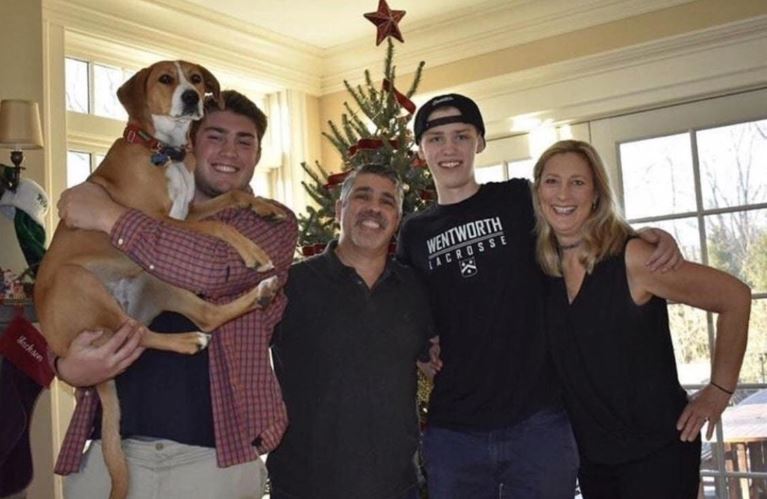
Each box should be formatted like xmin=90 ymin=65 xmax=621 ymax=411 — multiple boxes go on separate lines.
xmin=151 ymin=152 xmax=169 ymax=166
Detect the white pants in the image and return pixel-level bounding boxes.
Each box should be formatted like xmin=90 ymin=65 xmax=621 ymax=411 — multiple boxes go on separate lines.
xmin=63 ymin=439 xmax=266 ymax=499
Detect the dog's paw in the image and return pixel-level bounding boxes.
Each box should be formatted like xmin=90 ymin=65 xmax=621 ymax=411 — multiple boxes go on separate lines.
xmin=171 ymin=332 xmax=212 ymax=354
xmin=255 ymin=275 xmax=280 ymax=308
xmin=255 ymin=260 xmax=275 ymax=272
xmin=196 ymin=333 xmax=212 ymax=351
xmin=253 ymin=197 xmax=287 ymax=222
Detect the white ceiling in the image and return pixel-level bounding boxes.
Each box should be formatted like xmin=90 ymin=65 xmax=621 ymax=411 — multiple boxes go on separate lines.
xmin=181 ymin=0 xmax=490 ymax=49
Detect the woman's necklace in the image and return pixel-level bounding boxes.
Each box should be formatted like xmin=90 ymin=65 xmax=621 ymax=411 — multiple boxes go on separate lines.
xmin=558 ymin=240 xmax=582 ymax=251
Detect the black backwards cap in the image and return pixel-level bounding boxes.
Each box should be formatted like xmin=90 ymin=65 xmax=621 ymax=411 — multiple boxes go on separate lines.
xmin=414 ymin=93 xmax=485 ymax=144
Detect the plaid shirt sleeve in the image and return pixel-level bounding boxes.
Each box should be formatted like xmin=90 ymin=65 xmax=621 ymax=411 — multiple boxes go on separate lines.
xmin=110 ymin=204 xmax=294 ymax=300
xmin=54 ymin=387 xmax=99 ymax=474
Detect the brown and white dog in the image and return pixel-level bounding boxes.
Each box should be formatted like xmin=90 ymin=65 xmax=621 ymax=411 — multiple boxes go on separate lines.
xmin=34 ymin=61 xmax=285 ymax=499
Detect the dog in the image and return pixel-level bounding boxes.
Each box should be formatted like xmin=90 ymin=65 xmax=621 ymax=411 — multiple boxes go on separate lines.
xmin=34 ymin=61 xmax=286 ymax=499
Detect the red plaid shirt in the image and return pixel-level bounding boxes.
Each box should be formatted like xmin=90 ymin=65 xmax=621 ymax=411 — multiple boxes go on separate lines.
xmin=54 ymin=204 xmax=296 ymax=474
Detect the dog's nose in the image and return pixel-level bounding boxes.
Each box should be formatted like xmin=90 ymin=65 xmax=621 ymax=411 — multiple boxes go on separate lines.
xmin=181 ymin=89 xmax=199 ymax=107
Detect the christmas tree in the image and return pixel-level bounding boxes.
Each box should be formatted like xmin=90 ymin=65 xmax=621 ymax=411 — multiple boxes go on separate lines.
xmin=297 ymin=38 xmax=435 ymax=254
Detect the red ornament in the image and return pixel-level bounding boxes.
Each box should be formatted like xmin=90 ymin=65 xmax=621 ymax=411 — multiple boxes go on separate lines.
xmin=364 ymin=0 xmax=406 ymax=46
xmin=382 ymin=78 xmax=416 ymax=114
xmin=324 ymin=171 xmax=351 ymax=190
xmin=411 ymin=156 xmax=427 ymax=168
xmin=301 ymin=245 xmax=315 ymax=257
xmin=418 ymin=188 xmax=437 ymax=201
xmin=348 ymin=138 xmax=400 ymax=157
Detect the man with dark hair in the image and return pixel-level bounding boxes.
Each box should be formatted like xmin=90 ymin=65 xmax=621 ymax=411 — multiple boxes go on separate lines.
xmin=267 ymin=164 xmax=433 ymax=499
xmin=53 ymin=90 xmax=295 ymax=499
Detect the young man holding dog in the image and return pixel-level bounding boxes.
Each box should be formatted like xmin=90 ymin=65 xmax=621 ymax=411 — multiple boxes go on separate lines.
xmin=54 ymin=90 xmax=295 ymax=499
xmin=266 ymin=164 xmax=433 ymax=499
xmin=396 ymin=94 xmax=682 ymax=498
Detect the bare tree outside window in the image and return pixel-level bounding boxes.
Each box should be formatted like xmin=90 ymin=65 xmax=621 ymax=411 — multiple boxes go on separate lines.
xmin=620 ymin=118 xmax=767 ymax=498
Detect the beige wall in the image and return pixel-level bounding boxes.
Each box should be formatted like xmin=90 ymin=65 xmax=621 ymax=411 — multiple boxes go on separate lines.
xmin=0 ymin=0 xmax=46 ymax=273
xmin=317 ymin=0 xmax=767 ymax=171
xmin=0 ymin=2 xmax=57 ymax=498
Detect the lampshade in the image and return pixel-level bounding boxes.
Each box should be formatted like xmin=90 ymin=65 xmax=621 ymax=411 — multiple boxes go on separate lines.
xmin=0 ymin=100 xmax=44 ymax=150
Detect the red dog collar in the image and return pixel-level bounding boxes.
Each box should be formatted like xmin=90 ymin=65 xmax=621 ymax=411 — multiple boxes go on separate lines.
xmin=123 ymin=125 xmax=186 ymax=166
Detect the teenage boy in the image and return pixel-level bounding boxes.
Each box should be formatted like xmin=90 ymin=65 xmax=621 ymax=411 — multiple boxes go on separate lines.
xmin=53 ymin=90 xmax=296 ymax=499
xmin=396 ymin=94 xmax=680 ymax=498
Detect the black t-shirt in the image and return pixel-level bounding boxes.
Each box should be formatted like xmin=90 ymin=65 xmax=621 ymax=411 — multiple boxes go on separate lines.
xmin=397 ymin=180 xmax=561 ymax=430
xmin=92 ymin=312 xmax=215 ymax=447
xmin=267 ymin=243 xmax=433 ymax=499
xmin=545 ymin=246 xmax=688 ymax=464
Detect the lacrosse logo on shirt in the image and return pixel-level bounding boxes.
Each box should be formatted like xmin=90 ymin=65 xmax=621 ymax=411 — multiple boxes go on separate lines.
xmin=459 ymin=257 xmax=478 ymax=278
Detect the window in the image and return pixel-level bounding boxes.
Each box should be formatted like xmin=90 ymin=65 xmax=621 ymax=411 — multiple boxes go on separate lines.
xmin=65 ymin=58 xmax=89 ymax=113
xmin=475 ymin=159 xmax=535 ymax=184
xmin=67 ymin=150 xmax=105 ymax=187
xmin=477 ymin=124 xmax=590 ymax=185
xmin=65 ymin=57 xmax=132 ymax=120
xmin=618 ymin=117 xmax=767 ymax=498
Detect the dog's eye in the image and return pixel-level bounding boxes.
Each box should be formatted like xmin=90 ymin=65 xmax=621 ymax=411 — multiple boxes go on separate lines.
xmin=159 ymin=74 xmax=174 ymax=85
xmin=189 ymin=74 xmax=202 ymax=84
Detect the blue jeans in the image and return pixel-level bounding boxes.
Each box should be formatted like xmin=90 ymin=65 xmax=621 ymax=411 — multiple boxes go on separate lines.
xmin=422 ymin=409 xmax=579 ymax=499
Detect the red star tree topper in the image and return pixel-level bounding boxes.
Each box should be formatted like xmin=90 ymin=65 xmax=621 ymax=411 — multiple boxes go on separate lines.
xmin=364 ymin=0 xmax=406 ymax=45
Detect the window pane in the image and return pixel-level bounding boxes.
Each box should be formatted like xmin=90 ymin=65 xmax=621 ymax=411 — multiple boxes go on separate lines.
xmin=507 ymin=158 xmax=534 ymax=181
xmin=701 ymin=388 xmax=767 ymax=476
xmin=632 ymin=217 xmax=702 ymax=263
xmin=93 ymin=63 xmax=128 ymax=120
xmin=65 ymin=58 xmax=88 ymax=113
xmin=726 ymin=476 xmax=767 ymax=499
xmin=697 ymin=119 xmax=767 ymax=210
xmin=475 ymin=164 xmax=505 ymax=184
xmin=719 ymin=388 xmax=767 ymax=494
xmin=699 ymin=474 xmax=724 ymax=498
xmin=739 ymin=299 xmax=767 ymax=384
xmin=705 ymin=208 xmax=767 ymax=292
xmin=619 ymin=133 xmax=696 ymax=219
xmin=67 ymin=151 xmax=91 ymax=187
xmin=669 ymin=304 xmax=710 ymax=385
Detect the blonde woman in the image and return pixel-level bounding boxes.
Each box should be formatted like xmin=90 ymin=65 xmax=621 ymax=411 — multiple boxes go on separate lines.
xmin=532 ymin=140 xmax=750 ymax=499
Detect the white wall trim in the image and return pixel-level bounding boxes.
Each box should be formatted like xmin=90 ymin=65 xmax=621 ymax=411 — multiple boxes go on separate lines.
xmin=429 ymin=16 xmax=767 ymax=140
xmin=321 ymin=0 xmax=695 ymax=94
xmin=43 ymin=0 xmax=323 ymax=95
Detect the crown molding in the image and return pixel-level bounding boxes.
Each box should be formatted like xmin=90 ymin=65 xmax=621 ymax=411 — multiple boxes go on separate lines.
xmin=443 ymin=16 xmax=767 ymax=139
xmin=43 ymin=0 xmax=323 ymax=95
xmin=320 ymin=0 xmax=695 ymax=94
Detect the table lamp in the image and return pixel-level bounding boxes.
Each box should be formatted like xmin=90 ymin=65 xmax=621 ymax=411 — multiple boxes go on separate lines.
xmin=0 ymin=100 xmax=44 ymax=195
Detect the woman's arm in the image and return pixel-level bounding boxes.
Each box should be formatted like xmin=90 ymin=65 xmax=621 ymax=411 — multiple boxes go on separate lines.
xmin=626 ymin=239 xmax=751 ymax=441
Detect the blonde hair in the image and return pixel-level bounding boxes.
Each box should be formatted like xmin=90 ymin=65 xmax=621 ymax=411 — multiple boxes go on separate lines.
xmin=532 ymin=140 xmax=635 ymax=277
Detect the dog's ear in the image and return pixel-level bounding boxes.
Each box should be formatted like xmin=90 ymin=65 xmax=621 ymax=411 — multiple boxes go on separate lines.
xmin=197 ymin=64 xmax=223 ymax=110
xmin=117 ymin=66 xmax=151 ymax=121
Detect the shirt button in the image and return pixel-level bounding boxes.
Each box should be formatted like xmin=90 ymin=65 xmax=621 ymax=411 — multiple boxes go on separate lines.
xmin=155 ymin=442 xmax=164 ymax=451
xmin=149 ymin=264 xmax=155 ymax=271
xmin=117 ymin=238 xmax=124 ymax=246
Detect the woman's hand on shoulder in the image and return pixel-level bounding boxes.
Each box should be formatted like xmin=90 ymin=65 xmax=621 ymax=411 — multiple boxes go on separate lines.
xmin=635 ymin=227 xmax=683 ymax=272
